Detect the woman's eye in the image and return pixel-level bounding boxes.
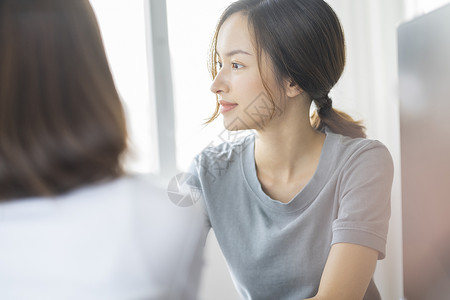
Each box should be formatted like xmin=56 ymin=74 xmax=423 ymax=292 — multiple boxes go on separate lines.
xmin=216 ymin=61 xmax=223 ymax=70
xmin=231 ymin=62 xmax=244 ymax=69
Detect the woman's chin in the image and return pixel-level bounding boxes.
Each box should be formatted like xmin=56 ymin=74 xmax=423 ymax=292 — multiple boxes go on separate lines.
xmin=223 ymin=117 xmax=250 ymax=131
xmin=224 ymin=122 xmax=244 ymax=131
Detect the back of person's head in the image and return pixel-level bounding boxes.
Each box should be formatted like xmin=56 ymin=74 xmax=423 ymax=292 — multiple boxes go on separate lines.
xmin=0 ymin=0 xmax=127 ymax=201
xmin=208 ymin=0 xmax=366 ymax=138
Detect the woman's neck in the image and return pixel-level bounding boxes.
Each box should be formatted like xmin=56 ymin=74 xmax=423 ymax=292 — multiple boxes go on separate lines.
xmin=253 ymin=99 xmax=325 ymax=184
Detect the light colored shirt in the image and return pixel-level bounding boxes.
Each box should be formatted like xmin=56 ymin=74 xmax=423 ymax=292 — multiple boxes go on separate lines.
xmin=189 ymin=130 xmax=393 ymax=299
xmin=0 ymin=174 xmax=203 ymax=300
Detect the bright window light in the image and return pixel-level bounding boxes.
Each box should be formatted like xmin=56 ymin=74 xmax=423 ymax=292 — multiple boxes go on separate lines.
xmin=404 ymin=0 xmax=450 ymax=19
xmin=166 ymin=0 xmax=235 ymax=171
xmin=89 ymin=0 xmax=158 ymax=174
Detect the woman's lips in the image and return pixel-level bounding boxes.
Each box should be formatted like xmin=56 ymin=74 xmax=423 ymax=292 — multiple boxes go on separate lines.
xmin=219 ymin=100 xmax=238 ymax=113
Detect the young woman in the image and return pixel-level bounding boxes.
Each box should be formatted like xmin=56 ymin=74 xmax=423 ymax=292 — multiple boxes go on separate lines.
xmin=188 ymin=0 xmax=394 ymax=299
xmin=0 ymin=0 xmax=202 ymax=299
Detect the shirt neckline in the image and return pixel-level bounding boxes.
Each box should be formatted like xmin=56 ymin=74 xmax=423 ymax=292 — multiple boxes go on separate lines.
xmin=240 ymin=130 xmax=337 ymax=214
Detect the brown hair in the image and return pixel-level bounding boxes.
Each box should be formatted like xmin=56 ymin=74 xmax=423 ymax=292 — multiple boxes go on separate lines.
xmin=207 ymin=0 xmax=366 ymax=138
xmin=0 ymin=0 xmax=127 ymax=201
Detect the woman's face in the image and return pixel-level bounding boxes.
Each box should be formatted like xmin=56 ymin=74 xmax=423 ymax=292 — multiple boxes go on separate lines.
xmin=210 ymin=13 xmax=284 ymax=131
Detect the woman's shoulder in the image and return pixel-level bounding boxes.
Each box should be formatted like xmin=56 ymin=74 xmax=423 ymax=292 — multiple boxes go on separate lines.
xmin=94 ymin=174 xmax=201 ymax=216
xmin=2 ymin=174 xmax=196 ymax=220
xmin=328 ymin=131 xmax=391 ymax=158
xmin=0 ymin=173 xmax=204 ymax=300
xmin=56 ymin=174 xmax=167 ymax=204
xmin=326 ymin=131 xmax=394 ymax=173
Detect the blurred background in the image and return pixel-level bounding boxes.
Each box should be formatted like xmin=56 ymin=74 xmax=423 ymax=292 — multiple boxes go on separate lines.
xmin=88 ymin=0 xmax=450 ymax=299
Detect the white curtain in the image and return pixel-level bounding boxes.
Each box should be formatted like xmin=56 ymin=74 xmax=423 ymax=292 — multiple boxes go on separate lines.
xmin=328 ymin=1 xmax=450 ymax=299
xmin=326 ymin=1 xmax=405 ymax=299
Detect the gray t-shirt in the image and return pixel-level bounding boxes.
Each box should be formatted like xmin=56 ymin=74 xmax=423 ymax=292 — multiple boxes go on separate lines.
xmin=189 ymin=130 xmax=394 ymax=300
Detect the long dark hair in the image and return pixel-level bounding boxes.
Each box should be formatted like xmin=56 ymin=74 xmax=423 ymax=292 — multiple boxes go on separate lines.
xmin=207 ymin=0 xmax=366 ymax=138
xmin=0 ymin=0 xmax=127 ymax=201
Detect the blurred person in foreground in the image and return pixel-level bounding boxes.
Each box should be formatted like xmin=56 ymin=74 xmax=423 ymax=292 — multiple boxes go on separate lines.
xmin=0 ymin=0 xmax=203 ymax=299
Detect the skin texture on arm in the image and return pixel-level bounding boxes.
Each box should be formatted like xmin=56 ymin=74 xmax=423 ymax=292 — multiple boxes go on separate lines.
xmin=304 ymin=243 xmax=378 ymax=300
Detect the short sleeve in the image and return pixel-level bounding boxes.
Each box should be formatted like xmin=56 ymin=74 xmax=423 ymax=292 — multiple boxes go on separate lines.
xmin=186 ymin=156 xmax=212 ymax=242
xmin=332 ymin=141 xmax=394 ymax=259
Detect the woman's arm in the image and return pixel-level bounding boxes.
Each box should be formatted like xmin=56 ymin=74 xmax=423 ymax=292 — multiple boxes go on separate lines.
xmin=305 ymin=243 xmax=378 ymax=300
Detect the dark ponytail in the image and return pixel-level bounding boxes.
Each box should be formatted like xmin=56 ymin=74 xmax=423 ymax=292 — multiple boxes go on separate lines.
xmin=208 ymin=0 xmax=366 ymax=138
xmin=311 ymin=95 xmax=366 ymax=138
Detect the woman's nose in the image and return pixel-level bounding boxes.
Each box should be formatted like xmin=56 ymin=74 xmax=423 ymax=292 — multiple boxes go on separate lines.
xmin=210 ymin=71 xmax=228 ymax=95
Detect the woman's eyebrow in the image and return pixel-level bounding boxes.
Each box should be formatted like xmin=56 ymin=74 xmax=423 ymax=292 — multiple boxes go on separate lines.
xmin=218 ymin=49 xmax=253 ymax=57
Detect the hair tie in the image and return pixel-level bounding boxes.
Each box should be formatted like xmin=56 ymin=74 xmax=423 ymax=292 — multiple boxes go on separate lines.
xmin=317 ymin=95 xmax=332 ymax=116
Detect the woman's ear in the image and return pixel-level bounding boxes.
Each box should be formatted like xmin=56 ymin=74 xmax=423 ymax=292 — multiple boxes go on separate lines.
xmin=285 ymin=79 xmax=303 ymax=98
